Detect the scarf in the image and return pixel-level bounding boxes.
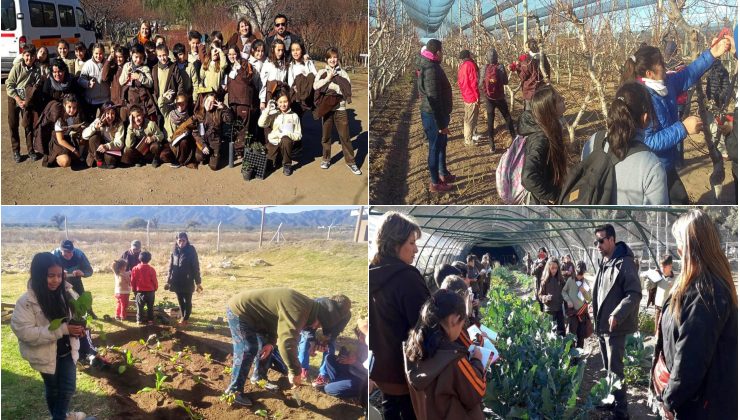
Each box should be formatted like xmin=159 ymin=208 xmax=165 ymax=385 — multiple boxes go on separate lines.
xmin=158 ymin=61 xmax=170 ymax=70
xmin=170 ymin=107 xmax=189 ymax=127
xmin=640 ymin=77 xmax=668 ymax=97
xmin=50 ymin=75 xmax=71 ymax=92
xmin=420 ymin=46 xmax=439 ymax=62
xmin=137 ymin=34 xmax=149 ymax=46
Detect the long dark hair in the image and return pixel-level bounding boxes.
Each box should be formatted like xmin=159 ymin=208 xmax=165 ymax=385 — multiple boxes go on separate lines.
xmin=29 ymin=252 xmax=69 ymax=322
xmin=405 ymin=289 xmax=466 ymax=362
xmin=621 ymin=45 xmax=664 ymax=83
xmin=606 ymin=82 xmax=655 ymax=159
xmin=530 ymin=85 xmax=567 ymax=188
xmin=269 ymin=40 xmax=286 ymax=69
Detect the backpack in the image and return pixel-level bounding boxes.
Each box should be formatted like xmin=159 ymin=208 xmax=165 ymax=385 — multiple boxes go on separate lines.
xmin=483 ymin=64 xmax=507 ymax=100
xmin=558 ymin=131 xmax=649 ymax=204
xmin=496 ymin=135 xmax=528 ymax=204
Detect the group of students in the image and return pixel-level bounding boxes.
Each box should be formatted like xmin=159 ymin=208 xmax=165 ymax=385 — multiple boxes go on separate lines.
xmin=369 ymin=209 xmax=737 ymax=420
xmin=10 ymin=239 xmax=368 ymax=419
xmin=6 ymin=14 xmax=361 ymax=177
xmin=418 ymin=30 xmax=736 ymax=204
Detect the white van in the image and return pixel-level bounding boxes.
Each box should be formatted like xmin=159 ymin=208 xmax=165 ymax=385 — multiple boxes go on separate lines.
xmin=1 ymin=0 xmax=97 ymax=76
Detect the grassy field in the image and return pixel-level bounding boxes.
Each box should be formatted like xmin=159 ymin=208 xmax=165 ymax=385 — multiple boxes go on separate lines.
xmin=1 ymin=226 xmax=368 ymax=419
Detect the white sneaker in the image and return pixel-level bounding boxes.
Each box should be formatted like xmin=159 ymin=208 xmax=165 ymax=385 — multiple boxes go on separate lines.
xmin=66 ymin=412 xmax=86 ymax=420
xmin=320 ymin=160 xmax=330 ymax=169
xmin=347 ymin=164 xmax=362 ymax=175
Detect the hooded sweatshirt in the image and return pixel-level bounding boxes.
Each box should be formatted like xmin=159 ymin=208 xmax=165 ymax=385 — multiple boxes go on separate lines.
xmin=478 ymin=49 xmax=507 ymax=100
xmin=518 ymin=110 xmax=561 ymax=204
xmin=405 ymin=339 xmax=486 ymax=420
xmin=369 ymin=256 xmax=430 ymax=391
xmin=592 ymin=242 xmax=642 ymax=336
xmin=581 ymin=130 xmax=669 ymax=205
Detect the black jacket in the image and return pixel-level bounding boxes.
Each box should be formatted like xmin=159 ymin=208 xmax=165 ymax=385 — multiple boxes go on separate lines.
xmin=655 ymin=273 xmax=738 ymax=418
xmin=167 ymin=244 xmax=201 ymax=293
xmin=592 ymin=242 xmax=641 ymax=336
xmin=369 ymin=256 xmax=430 ymax=386
xmin=519 ymin=110 xmax=560 ymax=204
xmin=418 ymin=55 xmax=453 ymax=129
xmin=705 ymin=60 xmax=730 ymax=106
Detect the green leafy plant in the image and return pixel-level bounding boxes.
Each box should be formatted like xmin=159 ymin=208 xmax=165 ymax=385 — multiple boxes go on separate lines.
xmin=638 ymin=310 xmax=656 ymax=335
xmin=118 ymin=365 xmax=127 ymax=374
xmin=623 ymin=332 xmax=652 ymax=386
xmin=125 ymin=349 xmax=138 ymax=366
xmin=204 ymin=353 xmax=212 ymax=363
xmin=139 ymin=339 xmax=146 ymax=346
xmin=482 ymin=267 xmax=595 ymax=419
xmin=176 ymin=365 xmax=184 ymax=373
xmin=255 ymin=409 xmax=268 ymax=418
xmin=222 ymin=366 xmax=232 ymax=374
xmin=48 ymin=291 xmax=93 ymax=330
xmin=170 ymin=352 xmax=181 ymax=363
xmin=174 ymin=399 xmax=203 ymax=420
xmin=139 ymin=366 xmax=168 ymax=393
xmin=219 ymin=392 xmax=236 ymax=404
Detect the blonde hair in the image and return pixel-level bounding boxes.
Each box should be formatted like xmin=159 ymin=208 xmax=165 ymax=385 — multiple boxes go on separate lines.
xmin=670 ymin=210 xmax=737 ymax=322
xmin=371 ymin=212 xmax=421 ymax=265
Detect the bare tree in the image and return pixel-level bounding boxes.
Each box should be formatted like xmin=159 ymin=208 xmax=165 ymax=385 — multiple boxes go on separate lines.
xmin=50 ymin=214 xmax=66 ymax=231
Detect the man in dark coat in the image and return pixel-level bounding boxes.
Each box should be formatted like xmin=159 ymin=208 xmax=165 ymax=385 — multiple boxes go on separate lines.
xmin=121 ymin=240 xmax=142 ymax=271
xmin=264 ymin=14 xmax=303 ymax=53
xmin=592 ymin=224 xmax=641 ymax=420
xmin=418 ymin=38 xmax=454 ymax=193
xmin=166 ymin=232 xmax=202 ymax=325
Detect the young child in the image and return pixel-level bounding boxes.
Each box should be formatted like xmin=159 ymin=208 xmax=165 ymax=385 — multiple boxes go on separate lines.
xmin=57 ymin=40 xmax=76 ymax=76
xmin=193 ymin=91 xmax=233 ymax=170
xmin=130 ymin=251 xmax=158 ymax=326
xmin=101 ymin=45 xmax=130 ymax=115
xmin=122 ymin=105 xmax=166 ymax=167
xmin=404 ymin=289 xmax=485 ymax=419
xmin=164 ymin=93 xmax=195 ymax=167
xmin=198 ymin=42 xmax=226 ymax=98
xmin=538 ymin=257 xmax=566 ymax=336
xmin=47 ymin=94 xmax=86 ymax=168
xmin=112 ymin=259 xmax=131 ymax=321
xmin=259 ymin=40 xmax=288 ymax=109
xmin=287 ymin=41 xmax=317 ymax=118
xmin=81 ymin=101 xmax=124 ymax=168
xmin=77 ymin=43 xmax=110 ymax=122
xmin=313 ymin=47 xmax=360 ymax=174
xmin=119 ymin=44 xmax=156 ymax=120
xmin=73 ymin=42 xmax=87 ymax=77
xmin=257 ymin=88 xmax=301 ymax=175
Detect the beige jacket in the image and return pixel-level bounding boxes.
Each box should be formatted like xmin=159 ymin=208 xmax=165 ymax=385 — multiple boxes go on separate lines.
xmin=10 ymin=284 xmax=80 ymax=375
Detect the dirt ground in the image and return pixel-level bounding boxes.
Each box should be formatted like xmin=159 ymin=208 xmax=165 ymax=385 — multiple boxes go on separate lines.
xmin=85 ymin=320 xmax=365 ymax=419
xmin=0 ymin=70 xmax=368 ymax=205
xmin=369 ymin=68 xmax=736 ymax=205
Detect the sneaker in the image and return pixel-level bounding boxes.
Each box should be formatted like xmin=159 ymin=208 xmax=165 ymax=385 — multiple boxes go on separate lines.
xmin=429 ymin=182 xmax=453 ymax=193
xmin=13 ymin=152 xmax=21 ymax=163
xmin=320 ymin=160 xmax=330 ymax=169
xmin=440 ymin=173 xmax=456 ymax=183
xmin=134 ymin=161 xmax=143 ymax=167
xmin=347 ymin=164 xmax=362 ymax=175
xmin=169 ymin=162 xmax=181 ymax=168
xmin=300 ymin=368 xmax=309 ymax=381
xmin=283 ymin=165 xmax=292 ymax=176
xmin=29 ymin=152 xmax=42 ymax=161
xmin=152 ymin=158 xmax=160 ymax=168
xmin=312 ymin=375 xmax=329 ymax=388
xmin=66 ymin=412 xmax=87 ymax=420
xmin=233 ymin=392 xmax=253 ymax=407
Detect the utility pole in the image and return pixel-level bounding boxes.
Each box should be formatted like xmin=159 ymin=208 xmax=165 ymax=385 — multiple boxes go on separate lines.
xmin=259 ymin=207 xmax=265 ymax=248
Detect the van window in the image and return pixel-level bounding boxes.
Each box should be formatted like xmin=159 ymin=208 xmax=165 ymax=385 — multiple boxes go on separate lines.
xmin=1 ymin=0 xmax=17 ymax=31
xmin=58 ymin=4 xmax=75 ymax=27
xmin=29 ymin=1 xmax=57 ymax=27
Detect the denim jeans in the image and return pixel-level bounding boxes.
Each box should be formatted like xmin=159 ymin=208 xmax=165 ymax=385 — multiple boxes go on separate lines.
xmin=297 ymin=330 xmax=335 ymax=377
xmin=40 ymin=353 xmax=77 ymax=420
xmin=322 ymin=351 xmax=366 ymax=399
xmin=421 ymin=112 xmax=450 ymax=184
xmin=225 ymin=307 xmax=260 ymax=394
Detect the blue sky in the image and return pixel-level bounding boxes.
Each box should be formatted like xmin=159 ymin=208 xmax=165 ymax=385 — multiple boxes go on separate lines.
xmin=230 ymin=206 xmax=363 ymax=214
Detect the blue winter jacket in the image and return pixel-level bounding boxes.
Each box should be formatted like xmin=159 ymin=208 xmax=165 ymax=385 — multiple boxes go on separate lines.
xmin=642 ymin=49 xmax=715 ymax=171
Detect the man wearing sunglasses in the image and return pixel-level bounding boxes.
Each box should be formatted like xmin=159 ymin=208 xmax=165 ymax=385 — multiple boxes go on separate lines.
xmin=591 ymin=224 xmax=641 ymax=420
xmin=265 ymin=14 xmax=304 ymax=55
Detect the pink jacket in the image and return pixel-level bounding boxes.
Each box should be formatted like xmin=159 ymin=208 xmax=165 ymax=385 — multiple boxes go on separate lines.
xmin=457 ymin=59 xmax=479 ymax=104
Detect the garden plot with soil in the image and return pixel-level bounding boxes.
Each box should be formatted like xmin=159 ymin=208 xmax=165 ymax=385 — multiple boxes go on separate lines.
xmin=87 ymin=324 xmax=363 ymax=419
xmin=1 ymin=233 xmax=368 ymax=419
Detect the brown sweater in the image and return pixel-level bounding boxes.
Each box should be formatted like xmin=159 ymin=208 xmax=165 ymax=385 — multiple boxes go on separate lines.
xmin=101 ymin=60 xmax=124 ymax=105
xmin=225 ymin=59 xmax=255 ymax=107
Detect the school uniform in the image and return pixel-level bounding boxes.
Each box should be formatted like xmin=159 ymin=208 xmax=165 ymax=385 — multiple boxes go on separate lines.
xmin=151 ymin=60 xmax=185 ymax=116
xmin=6 ymin=60 xmax=43 ymax=156
xmin=81 ymin=119 xmax=124 ymax=167
xmin=164 ymin=108 xmax=196 ymax=166
xmin=257 ymin=108 xmax=301 ymax=168
xmin=259 ymin=59 xmax=288 ymax=104
xmin=47 ymin=111 xmax=86 ymax=167
xmin=119 ymin=63 xmax=157 ymax=118
xmin=225 ymin=59 xmax=256 ymax=142
xmin=193 ymin=106 xmax=234 ymax=170
xmin=122 ymin=120 xmax=168 ymax=165
xmin=314 ymin=66 xmax=355 ymax=165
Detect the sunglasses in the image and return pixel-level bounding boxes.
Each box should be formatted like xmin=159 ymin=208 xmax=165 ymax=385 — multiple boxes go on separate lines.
xmin=593 ymin=237 xmax=611 ymax=246
xmin=274 ymin=22 xmax=286 ymax=27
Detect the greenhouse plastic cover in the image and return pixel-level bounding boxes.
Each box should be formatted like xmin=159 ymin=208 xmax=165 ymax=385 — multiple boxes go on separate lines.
xmin=400 ymin=0 xmax=457 ymax=33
